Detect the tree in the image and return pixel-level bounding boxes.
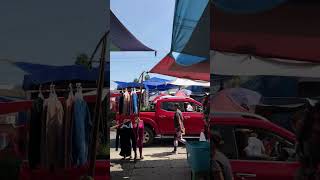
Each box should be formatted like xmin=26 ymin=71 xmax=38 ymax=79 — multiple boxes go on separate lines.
xmin=144 ymin=74 xmax=150 ymax=81
xmin=75 ymin=53 xmax=90 ymax=68
xmin=133 ymin=78 xmax=139 ymax=83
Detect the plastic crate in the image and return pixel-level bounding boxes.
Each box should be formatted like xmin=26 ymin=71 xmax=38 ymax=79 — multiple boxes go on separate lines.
xmin=186 ymin=141 xmax=210 ymax=173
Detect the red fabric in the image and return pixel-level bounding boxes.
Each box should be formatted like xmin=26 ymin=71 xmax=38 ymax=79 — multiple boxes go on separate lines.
xmin=150 ymin=55 xmax=209 ymax=81
xmin=211 ymin=3 xmax=320 ymax=63
xmin=0 ymin=101 xmax=33 ymax=115
xmin=175 ymin=90 xmax=188 ymax=97
xmin=210 ymin=90 xmax=248 ymax=113
xmin=19 ymin=160 xmax=110 ymax=180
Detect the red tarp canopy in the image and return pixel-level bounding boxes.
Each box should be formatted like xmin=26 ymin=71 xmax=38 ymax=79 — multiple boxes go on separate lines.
xmin=211 ymin=2 xmax=320 ymax=63
xmin=150 ymin=55 xmax=210 ymax=81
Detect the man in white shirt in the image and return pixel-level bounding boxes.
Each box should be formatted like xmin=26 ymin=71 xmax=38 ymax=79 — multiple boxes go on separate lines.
xmin=244 ymin=132 xmax=266 ymax=158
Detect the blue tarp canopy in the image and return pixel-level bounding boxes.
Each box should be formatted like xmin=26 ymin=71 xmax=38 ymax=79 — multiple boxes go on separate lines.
xmin=14 ymin=62 xmax=109 ymax=90
xmin=170 ymin=0 xmax=209 ymax=66
xmin=114 ymin=81 xmax=143 ymax=89
xmin=0 ymin=96 xmax=25 ymax=102
xmin=144 ymin=77 xmax=177 ymax=91
xmin=115 ymin=77 xmax=178 ymax=90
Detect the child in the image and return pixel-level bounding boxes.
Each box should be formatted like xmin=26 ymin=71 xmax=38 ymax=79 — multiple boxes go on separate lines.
xmin=133 ymin=117 xmax=144 ymax=159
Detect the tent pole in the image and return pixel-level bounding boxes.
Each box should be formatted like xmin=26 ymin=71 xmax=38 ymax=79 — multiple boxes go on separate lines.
xmin=138 ymin=71 xmax=144 ymax=116
xmin=89 ymin=31 xmax=108 ymax=177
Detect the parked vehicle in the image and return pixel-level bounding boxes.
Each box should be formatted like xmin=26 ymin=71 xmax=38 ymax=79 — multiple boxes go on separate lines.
xmin=210 ymin=112 xmax=299 ymax=180
xmin=116 ymin=96 xmax=205 ymax=145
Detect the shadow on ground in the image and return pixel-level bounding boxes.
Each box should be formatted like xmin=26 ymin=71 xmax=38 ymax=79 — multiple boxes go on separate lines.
xmin=111 ymin=159 xmax=191 ymax=180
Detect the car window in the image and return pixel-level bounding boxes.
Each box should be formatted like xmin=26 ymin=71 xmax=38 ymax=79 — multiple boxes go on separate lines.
xmin=160 ymin=101 xmax=185 ymax=112
xmin=235 ymin=126 xmax=296 ymax=162
xmin=141 ymin=103 xmax=155 ymax=112
xmin=183 ymin=102 xmax=203 ymax=113
xmin=211 ymin=125 xmax=238 ymax=159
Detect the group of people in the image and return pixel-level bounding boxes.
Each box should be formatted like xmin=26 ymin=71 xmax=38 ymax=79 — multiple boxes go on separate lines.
xmin=115 ymin=117 xmax=144 ymax=161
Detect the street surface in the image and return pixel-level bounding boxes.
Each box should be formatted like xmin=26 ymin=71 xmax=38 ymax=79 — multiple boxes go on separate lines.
xmin=110 ymin=130 xmax=191 ymax=180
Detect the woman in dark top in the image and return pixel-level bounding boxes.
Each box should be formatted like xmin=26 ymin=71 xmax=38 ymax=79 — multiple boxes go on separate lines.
xmin=119 ymin=120 xmax=136 ymax=160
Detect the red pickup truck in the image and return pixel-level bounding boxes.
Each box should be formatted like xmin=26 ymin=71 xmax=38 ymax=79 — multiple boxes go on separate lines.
xmin=210 ymin=112 xmax=299 ymax=180
xmin=116 ymin=96 xmax=205 ymax=145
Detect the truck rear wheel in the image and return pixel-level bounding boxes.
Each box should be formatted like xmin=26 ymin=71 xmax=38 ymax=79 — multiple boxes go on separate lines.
xmin=143 ymin=126 xmax=154 ymax=146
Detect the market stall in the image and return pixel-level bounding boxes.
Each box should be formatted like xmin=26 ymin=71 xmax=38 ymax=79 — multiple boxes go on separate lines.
xmin=0 ymin=95 xmax=110 ymax=180
xmin=0 ymin=62 xmax=111 ymax=180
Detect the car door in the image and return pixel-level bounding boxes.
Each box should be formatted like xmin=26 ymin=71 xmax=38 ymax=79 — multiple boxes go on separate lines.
xmin=157 ymin=101 xmax=184 ymax=135
xmin=182 ymin=101 xmax=205 ymax=135
xmin=232 ymin=126 xmax=299 ymax=180
xmin=212 ymin=124 xmax=299 ymax=180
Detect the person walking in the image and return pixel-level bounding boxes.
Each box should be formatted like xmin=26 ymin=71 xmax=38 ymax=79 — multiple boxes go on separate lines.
xmin=172 ymin=103 xmax=186 ymax=154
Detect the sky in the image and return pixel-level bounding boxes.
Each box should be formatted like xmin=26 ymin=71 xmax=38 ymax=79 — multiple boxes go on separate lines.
xmin=0 ymin=0 xmax=107 ymax=86
xmin=110 ymin=0 xmax=175 ymax=89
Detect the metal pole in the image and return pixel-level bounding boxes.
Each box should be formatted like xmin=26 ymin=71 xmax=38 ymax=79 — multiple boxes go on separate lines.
xmin=89 ymin=31 xmax=108 ymax=177
xmin=138 ymin=72 xmax=144 ymax=116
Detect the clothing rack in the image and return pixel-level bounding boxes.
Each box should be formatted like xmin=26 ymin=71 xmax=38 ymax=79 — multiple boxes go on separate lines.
xmin=26 ymin=88 xmax=97 ymax=93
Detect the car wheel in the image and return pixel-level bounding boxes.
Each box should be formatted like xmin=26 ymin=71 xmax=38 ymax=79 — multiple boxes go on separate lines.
xmin=143 ymin=126 xmax=154 ymax=146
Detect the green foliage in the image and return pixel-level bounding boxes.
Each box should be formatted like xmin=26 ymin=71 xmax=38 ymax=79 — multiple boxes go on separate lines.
xmin=133 ymin=78 xmax=139 ymax=83
xmin=98 ymin=143 xmax=110 ymax=156
xmin=144 ymin=74 xmax=150 ymax=81
xmin=140 ymin=105 xmax=155 ymax=112
xmin=75 ymin=53 xmax=90 ymax=68
xmin=109 ymin=111 xmax=116 ymax=121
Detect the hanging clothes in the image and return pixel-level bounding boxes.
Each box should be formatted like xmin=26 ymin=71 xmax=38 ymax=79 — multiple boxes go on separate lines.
xmin=118 ymin=92 xmax=124 ymax=115
xmin=40 ymin=105 xmax=48 ymax=167
xmin=72 ymin=98 xmax=92 ymax=166
xmin=119 ymin=121 xmax=136 ymax=158
xmin=28 ymin=97 xmax=44 ymax=169
xmin=132 ymin=91 xmax=138 ymax=114
xmin=123 ymin=90 xmax=131 ymax=115
xmin=43 ymin=97 xmax=64 ymax=169
xmin=64 ymin=94 xmax=74 ymax=168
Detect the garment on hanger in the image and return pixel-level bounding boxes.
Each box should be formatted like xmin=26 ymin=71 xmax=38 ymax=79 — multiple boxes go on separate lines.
xmin=123 ymin=90 xmax=131 ymax=115
xmin=28 ymin=97 xmax=44 ymax=169
xmin=64 ymin=92 xmax=74 ymax=168
xmin=43 ymin=94 xmax=64 ymax=169
xmin=132 ymin=90 xmax=138 ymax=114
xmin=72 ymin=97 xmax=92 ymax=166
xmin=40 ymin=104 xmax=48 ymax=167
xmin=119 ymin=91 xmax=124 ymax=115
